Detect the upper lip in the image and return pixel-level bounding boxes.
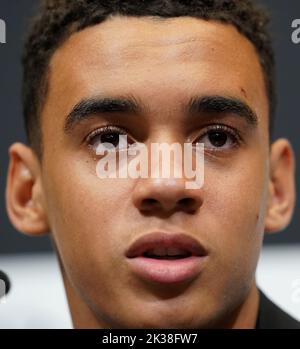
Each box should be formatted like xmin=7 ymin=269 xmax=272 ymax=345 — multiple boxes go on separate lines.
xmin=125 ymin=231 xmax=208 ymax=258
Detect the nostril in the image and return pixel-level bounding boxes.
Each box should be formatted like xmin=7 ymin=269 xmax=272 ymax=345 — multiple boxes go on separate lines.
xmin=142 ymin=198 xmax=159 ymax=209
xmin=178 ymin=198 xmax=195 ymax=205
xmin=178 ymin=198 xmax=198 ymax=212
xmin=140 ymin=197 xmax=198 ymax=212
xmin=145 ymin=198 xmax=158 ymax=205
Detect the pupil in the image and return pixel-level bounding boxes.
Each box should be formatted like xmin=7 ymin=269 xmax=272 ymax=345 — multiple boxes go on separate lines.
xmin=208 ymin=131 xmax=227 ymax=147
xmin=101 ymin=133 xmax=119 ymax=147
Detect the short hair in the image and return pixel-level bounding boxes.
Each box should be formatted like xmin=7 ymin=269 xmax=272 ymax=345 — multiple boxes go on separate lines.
xmin=22 ymin=0 xmax=276 ymax=159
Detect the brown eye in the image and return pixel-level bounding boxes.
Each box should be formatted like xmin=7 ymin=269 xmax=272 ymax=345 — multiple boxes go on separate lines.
xmin=97 ymin=132 xmax=121 ymax=148
xmin=196 ymin=125 xmax=240 ymax=151
xmin=207 ymin=131 xmax=228 ymax=148
xmin=86 ymin=125 xmax=133 ymax=153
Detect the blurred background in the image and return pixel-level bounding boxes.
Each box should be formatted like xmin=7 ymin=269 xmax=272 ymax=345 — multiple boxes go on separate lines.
xmin=0 ymin=0 xmax=299 ymax=328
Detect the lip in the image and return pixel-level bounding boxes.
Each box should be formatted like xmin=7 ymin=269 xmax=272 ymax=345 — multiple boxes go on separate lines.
xmin=125 ymin=232 xmax=208 ymax=284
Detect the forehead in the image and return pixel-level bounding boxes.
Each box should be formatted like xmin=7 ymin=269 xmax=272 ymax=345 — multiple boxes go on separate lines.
xmin=45 ymin=15 xmax=268 ymax=125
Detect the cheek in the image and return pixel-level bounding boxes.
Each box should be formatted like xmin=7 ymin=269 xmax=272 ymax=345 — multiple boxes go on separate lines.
xmin=203 ymin=155 xmax=269 ymax=275
xmin=43 ymin=158 xmax=133 ymax=280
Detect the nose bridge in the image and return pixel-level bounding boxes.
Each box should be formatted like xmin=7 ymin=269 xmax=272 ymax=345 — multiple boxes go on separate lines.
xmin=131 ymin=126 xmax=204 ymax=214
xmin=132 ymin=140 xmax=203 ymax=213
xmin=149 ymin=140 xmax=183 ymax=179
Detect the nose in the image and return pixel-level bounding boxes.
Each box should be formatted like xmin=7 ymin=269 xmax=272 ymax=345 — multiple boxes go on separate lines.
xmin=132 ymin=176 xmax=203 ymax=215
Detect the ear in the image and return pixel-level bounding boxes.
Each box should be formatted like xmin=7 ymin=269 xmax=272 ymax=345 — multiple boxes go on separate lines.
xmin=264 ymin=138 xmax=296 ymax=234
xmin=5 ymin=142 xmax=50 ymax=236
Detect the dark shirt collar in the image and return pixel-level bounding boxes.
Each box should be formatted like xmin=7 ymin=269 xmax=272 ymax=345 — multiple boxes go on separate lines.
xmin=255 ymin=288 xmax=300 ymax=329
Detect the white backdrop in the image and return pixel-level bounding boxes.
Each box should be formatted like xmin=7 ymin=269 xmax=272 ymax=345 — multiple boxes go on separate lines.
xmin=0 ymin=245 xmax=299 ymax=328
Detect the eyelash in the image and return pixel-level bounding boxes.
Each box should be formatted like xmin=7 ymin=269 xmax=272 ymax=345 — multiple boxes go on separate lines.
xmin=195 ymin=124 xmax=242 ymax=150
xmin=84 ymin=124 xmax=242 ymax=151
xmin=85 ymin=125 xmax=130 ymax=147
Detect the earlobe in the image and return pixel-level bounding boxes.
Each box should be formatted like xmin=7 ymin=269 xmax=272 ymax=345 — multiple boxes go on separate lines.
xmin=264 ymin=139 xmax=296 ymax=234
xmin=5 ymin=142 xmax=50 ymax=236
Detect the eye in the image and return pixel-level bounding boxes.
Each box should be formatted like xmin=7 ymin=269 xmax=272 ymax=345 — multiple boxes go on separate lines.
xmin=85 ymin=125 xmax=133 ymax=152
xmin=196 ymin=125 xmax=241 ymax=151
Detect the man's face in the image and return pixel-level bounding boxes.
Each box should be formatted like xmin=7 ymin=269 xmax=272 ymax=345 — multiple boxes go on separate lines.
xmin=39 ymin=16 xmax=270 ymax=328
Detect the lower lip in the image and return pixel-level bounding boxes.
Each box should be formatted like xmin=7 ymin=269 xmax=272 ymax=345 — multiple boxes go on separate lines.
xmin=126 ymin=255 xmax=207 ymax=284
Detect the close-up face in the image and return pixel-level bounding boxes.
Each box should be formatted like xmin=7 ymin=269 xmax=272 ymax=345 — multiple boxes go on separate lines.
xmin=5 ymin=14 xmax=296 ymax=329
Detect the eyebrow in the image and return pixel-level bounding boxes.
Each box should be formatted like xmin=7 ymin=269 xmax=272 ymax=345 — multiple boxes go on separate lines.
xmin=186 ymin=95 xmax=258 ymax=126
xmin=64 ymin=94 xmax=258 ymax=133
xmin=64 ymin=96 xmax=141 ymax=133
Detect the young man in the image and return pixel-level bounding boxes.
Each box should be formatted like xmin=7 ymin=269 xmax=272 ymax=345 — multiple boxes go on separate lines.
xmin=5 ymin=0 xmax=299 ymax=328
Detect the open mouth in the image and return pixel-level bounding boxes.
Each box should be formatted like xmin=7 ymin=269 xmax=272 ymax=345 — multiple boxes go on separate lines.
xmin=143 ymin=247 xmax=192 ymax=259
xmin=125 ymin=232 xmax=208 ymax=284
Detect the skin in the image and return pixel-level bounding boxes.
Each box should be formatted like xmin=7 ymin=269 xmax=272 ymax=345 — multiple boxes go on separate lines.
xmin=5 ymin=16 xmax=296 ymax=328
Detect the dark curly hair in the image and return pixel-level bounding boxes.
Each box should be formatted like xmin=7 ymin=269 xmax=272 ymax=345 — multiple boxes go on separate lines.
xmin=22 ymin=0 xmax=276 ymax=158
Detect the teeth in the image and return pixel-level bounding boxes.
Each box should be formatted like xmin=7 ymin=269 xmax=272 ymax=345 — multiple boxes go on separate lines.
xmin=148 ymin=247 xmax=167 ymax=256
xmin=145 ymin=247 xmax=189 ymax=257
xmin=167 ymin=247 xmax=187 ymax=256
